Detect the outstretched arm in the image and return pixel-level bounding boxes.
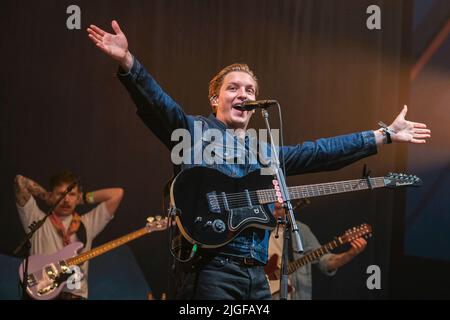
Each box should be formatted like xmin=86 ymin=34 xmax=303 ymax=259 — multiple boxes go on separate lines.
xmin=81 ymin=188 xmax=124 ymax=217
xmin=14 ymin=175 xmax=51 ymax=207
xmin=87 ymin=20 xmax=190 ymax=149
xmin=373 ymin=105 xmax=431 ymax=146
xmin=87 ymin=20 xmax=133 ymax=72
xmin=325 ymin=238 xmax=367 ymax=272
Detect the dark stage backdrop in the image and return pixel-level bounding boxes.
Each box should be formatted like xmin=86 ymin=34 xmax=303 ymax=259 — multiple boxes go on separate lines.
xmin=1 ymin=0 xmax=413 ymax=299
xmin=405 ymin=0 xmax=450 ymax=262
xmin=388 ymin=0 xmax=450 ymax=299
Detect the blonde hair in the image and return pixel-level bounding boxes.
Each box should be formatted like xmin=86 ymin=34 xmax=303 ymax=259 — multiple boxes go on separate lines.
xmin=208 ymin=63 xmax=259 ymax=112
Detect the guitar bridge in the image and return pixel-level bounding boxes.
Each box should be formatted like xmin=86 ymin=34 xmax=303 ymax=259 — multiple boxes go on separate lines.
xmin=37 ymin=282 xmax=58 ymax=296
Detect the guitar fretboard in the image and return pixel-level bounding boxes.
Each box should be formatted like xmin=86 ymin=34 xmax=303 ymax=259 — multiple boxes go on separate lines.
xmin=272 ymin=237 xmax=343 ymax=280
xmin=257 ymin=177 xmax=385 ymax=205
xmin=66 ymin=227 xmax=149 ymax=266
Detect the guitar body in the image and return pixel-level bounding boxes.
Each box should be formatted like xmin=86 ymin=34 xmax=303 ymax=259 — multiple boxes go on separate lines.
xmin=264 ymin=223 xmax=373 ymax=298
xmin=171 ymin=166 xmax=277 ymax=248
xmin=264 ymin=253 xmax=294 ymax=296
xmin=19 ymin=242 xmax=84 ymax=300
xmin=19 ymin=217 xmax=168 ymax=300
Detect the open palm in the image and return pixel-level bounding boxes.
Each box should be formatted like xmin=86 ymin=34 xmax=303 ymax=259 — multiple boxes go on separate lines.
xmin=87 ymin=20 xmax=129 ymax=62
xmin=389 ymin=105 xmax=431 ymax=144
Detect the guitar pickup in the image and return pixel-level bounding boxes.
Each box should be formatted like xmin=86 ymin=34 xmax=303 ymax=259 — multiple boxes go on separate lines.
xmin=206 ymin=192 xmax=221 ymax=213
xmin=244 ymin=189 xmax=252 ymax=207
xmin=26 ymin=274 xmax=37 ymax=287
xmin=45 ymin=264 xmax=58 ymax=280
xmin=59 ymin=261 xmax=69 ymax=273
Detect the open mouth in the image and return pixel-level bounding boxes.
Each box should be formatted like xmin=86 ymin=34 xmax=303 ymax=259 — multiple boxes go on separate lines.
xmin=232 ymin=103 xmax=248 ymax=112
xmin=232 ymin=107 xmax=247 ymax=117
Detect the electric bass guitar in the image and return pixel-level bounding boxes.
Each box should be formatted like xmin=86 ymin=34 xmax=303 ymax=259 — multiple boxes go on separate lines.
xmin=265 ymin=223 xmax=372 ymax=295
xmin=19 ymin=216 xmax=168 ymax=300
xmin=170 ymin=166 xmax=420 ymax=248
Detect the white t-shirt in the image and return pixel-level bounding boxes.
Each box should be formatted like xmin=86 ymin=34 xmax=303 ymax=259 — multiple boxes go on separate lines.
xmin=17 ymin=196 xmax=113 ymax=299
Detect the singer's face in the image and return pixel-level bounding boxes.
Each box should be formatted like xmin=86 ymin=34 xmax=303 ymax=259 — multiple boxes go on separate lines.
xmin=215 ymin=71 xmax=256 ymax=130
xmin=51 ymin=183 xmax=81 ymax=216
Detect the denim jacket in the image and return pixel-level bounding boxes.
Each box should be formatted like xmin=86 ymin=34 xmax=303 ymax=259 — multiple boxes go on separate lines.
xmin=118 ymin=57 xmax=377 ymax=264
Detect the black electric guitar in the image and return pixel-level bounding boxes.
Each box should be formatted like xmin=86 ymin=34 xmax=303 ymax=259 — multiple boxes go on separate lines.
xmin=265 ymin=223 xmax=372 ymax=296
xmin=170 ymin=166 xmax=421 ymax=248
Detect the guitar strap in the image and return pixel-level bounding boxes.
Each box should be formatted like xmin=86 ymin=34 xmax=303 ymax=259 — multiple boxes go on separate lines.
xmin=76 ymin=221 xmax=87 ymax=246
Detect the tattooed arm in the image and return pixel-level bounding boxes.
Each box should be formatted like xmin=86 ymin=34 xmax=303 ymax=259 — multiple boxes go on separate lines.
xmin=14 ymin=175 xmax=51 ymax=207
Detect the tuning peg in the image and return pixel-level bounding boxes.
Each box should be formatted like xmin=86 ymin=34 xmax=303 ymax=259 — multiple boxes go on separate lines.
xmin=156 ymin=215 xmax=162 ymax=222
xmin=147 ymin=217 xmax=155 ymax=223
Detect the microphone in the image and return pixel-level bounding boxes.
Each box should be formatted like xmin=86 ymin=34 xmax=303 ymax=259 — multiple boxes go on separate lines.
xmin=234 ymin=99 xmax=278 ymax=111
xmin=66 ymin=181 xmax=78 ymax=193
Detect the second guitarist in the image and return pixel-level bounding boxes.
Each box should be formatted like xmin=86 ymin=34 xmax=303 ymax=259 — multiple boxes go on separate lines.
xmin=14 ymin=172 xmax=124 ymax=300
xmin=267 ymin=203 xmax=367 ymax=300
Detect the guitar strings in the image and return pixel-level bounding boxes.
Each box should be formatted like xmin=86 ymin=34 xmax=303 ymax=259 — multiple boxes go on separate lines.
xmin=212 ymin=178 xmax=385 ymax=209
xmin=214 ymin=180 xmax=383 ymax=208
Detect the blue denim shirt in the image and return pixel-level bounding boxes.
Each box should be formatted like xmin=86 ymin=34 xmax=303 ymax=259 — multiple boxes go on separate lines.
xmin=118 ymin=57 xmax=378 ymax=264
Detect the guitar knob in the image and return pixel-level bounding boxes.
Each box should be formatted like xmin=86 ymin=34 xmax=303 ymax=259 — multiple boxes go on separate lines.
xmin=204 ymin=220 xmax=213 ymax=228
xmin=194 ymin=216 xmax=203 ymax=223
xmin=212 ymin=220 xmax=226 ymax=233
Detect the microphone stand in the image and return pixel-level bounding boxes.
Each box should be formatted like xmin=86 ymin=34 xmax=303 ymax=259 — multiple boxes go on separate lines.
xmin=13 ymin=182 xmax=77 ymax=298
xmin=260 ymin=107 xmax=304 ymax=300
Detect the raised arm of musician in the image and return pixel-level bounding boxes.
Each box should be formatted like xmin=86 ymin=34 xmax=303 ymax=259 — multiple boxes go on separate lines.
xmin=87 ymin=20 xmax=133 ymax=72
xmin=79 ymin=188 xmax=124 ymax=218
xmin=87 ymin=20 xmax=190 ymax=149
xmin=14 ymin=175 xmax=51 ymax=208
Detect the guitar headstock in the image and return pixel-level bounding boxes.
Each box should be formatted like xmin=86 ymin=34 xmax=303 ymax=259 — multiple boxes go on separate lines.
xmin=342 ymin=223 xmax=373 ymax=243
xmin=384 ymin=172 xmax=422 ymax=188
xmin=145 ymin=216 xmax=168 ymax=232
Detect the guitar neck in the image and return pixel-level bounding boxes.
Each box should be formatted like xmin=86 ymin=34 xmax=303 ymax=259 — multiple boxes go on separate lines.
xmin=66 ymin=227 xmax=149 ymax=266
xmin=272 ymin=237 xmax=343 ymax=280
xmin=257 ymin=177 xmax=386 ymax=204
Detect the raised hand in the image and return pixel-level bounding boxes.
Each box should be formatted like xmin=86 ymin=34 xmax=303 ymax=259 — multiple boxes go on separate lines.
xmin=389 ymin=105 xmax=431 ymax=144
xmin=87 ymin=20 xmax=133 ymax=70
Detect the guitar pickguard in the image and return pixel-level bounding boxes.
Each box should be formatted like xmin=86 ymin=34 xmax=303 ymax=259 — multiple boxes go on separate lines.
xmin=228 ymin=205 xmax=271 ymax=231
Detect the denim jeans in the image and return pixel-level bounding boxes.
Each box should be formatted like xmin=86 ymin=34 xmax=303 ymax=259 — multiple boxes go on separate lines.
xmin=175 ymin=256 xmax=272 ymax=300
